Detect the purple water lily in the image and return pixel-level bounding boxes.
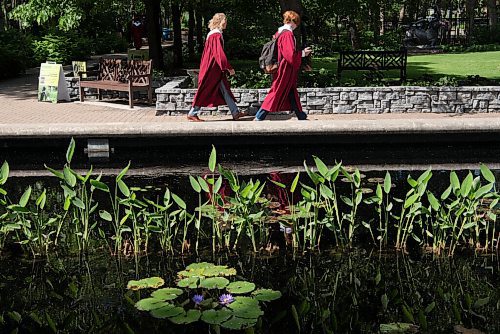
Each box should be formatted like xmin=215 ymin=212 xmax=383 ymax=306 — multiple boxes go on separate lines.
xmin=192 ymin=294 xmax=204 ymax=305
xmin=219 ymin=293 xmax=234 ymax=305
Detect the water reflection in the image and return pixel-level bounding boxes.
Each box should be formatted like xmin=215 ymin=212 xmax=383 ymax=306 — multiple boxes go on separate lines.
xmin=0 ymin=252 xmax=498 ymax=333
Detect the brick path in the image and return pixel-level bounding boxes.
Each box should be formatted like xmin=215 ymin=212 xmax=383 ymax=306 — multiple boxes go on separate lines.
xmin=1 ymin=72 xmax=500 ymax=126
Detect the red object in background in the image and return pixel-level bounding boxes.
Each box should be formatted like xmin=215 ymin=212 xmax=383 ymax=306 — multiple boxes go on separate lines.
xmin=192 ymin=32 xmax=235 ymax=108
xmin=260 ymin=30 xmax=303 ymax=113
xmin=269 ymin=172 xmax=299 ymax=211
xmin=131 ymin=18 xmax=144 ymax=50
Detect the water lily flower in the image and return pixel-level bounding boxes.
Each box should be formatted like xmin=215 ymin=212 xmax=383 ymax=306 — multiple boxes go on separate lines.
xmin=192 ymin=294 xmax=204 ymax=305
xmin=219 ymin=293 xmax=234 ymax=305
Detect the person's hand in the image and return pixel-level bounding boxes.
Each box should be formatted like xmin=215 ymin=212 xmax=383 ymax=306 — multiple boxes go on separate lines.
xmin=303 ymin=47 xmax=313 ymax=57
xmin=228 ymin=68 xmax=235 ymax=76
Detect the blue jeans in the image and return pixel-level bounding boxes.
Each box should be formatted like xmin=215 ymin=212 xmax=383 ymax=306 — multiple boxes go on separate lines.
xmin=255 ymin=90 xmax=307 ymax=121
xmin=188 ymin=83 xmax=238 ymax=116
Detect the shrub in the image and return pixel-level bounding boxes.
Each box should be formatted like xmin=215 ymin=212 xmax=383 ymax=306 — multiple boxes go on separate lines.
xmin=0 ymin=29 xmax=34 ymax=79
xmin=32 ymin=33 xmax=92 ymax=64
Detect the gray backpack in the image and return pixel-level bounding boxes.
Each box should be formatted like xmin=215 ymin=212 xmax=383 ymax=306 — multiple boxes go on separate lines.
xmin=259 ymin=32 xmax=282 ymax=74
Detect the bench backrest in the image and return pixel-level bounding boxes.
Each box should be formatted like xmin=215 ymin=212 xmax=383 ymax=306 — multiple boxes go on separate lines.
xmin=126 ymin=60 xmax=152 ymax=85
xmin=98 ymin=58 xmax=123 ymax=81
xmin=97 ymin=58 xmax=152 ymax=84
xmin=338 ymin=49 xmax=407 ymax=71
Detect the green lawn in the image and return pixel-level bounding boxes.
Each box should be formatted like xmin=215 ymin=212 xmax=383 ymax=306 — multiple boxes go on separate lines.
xmin=231 ymin=51 xmax=500 ymax=82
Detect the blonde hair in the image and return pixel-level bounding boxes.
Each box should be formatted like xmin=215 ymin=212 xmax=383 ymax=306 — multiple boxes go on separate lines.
xmin=283 ymin=10 xmax=300 ymax=26
xmin=208 ymin=13 xmax=226 ymax=30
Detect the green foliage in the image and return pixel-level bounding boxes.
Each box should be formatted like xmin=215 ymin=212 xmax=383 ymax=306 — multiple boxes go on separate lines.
xmin=32 ymin=33 xmax=92 ymax=64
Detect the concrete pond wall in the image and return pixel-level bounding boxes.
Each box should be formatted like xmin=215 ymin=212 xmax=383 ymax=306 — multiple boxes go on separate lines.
xmin=155 ymin=77 xmax=500 ymax=115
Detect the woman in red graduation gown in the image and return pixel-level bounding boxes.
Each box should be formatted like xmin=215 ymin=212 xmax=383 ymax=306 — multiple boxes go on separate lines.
xmin=254 ymin=11 xmax=312 ymax=121
xmin=187 ymin=13 xmax=246 ymax=122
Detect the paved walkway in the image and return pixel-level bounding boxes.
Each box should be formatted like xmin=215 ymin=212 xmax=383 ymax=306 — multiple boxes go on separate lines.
xmin=1 ymin=72 xmax=500 ymax=138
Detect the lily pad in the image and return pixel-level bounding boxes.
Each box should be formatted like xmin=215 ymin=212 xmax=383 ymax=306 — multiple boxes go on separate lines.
xmin=186 ymin=262 xmax=215 ymax=270
xmin=178 ymin=268 xmax=206 ymax=278
xmin=380 ymin=323 xmax=419 ymax=334
xmin=150 ymin=304 xmax=184 ymax=319
xmin=252 ymin=289 xmax=282 ymax=301
xmin=169 ymin=309 xmax=201 ymax=324
xmin=226 ymin=281 xmax=256 ymax=294
xmin=203 ymin=265 xmax=236 ymax=277
xmin=177 ymin=276 xmax=199 ymax=288
xmin=135 ymin=298 xmax=167 ymax=311
xmin=151 ymin=288 xmax=183 ymax=301
xmin=201 ymin=308 xmax=233 ymax=325
xmin=221 ymin=316 xmax=258 ymax=330
xmin=199 ymin=277 xmax=230 ymax=289
xmin=228 ymin=297 xmax=263 ymax=319
xmin=127 ymin=277 xmax=165 ymax=290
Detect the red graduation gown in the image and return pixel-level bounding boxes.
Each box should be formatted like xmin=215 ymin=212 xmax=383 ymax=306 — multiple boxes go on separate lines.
xmin=192 ymin=32 xmax=235 ymax=107
xmin=261 ymin=30 xmax=302 ymax=113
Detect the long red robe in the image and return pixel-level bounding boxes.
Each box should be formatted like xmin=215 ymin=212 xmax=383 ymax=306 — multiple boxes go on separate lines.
xmin=192 ymin=32 xmax=235 ymax=107
xmin=261 ymin=30 xmax=302 ymax=112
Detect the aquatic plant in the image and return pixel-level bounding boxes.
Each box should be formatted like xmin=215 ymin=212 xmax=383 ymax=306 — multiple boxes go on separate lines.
xmin=128 ymin=262 xmax=281 ymax=330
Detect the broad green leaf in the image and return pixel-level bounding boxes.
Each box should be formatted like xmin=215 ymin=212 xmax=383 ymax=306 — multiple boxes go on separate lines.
xmin=269 ymin=179 xmax=286 ymax=188
xmin=208 ymin=146 xmax=216 ymax=172
xmin=381 ymin=293 xmax=388 ymax=311
xmin=214 ymin=175 xmax=222 ymax=194
xmin=313 ymin=156 xmax=329 ymax=178
xmin=177 ymin=277 xmax=199 ymax=288
xmin=189 ymin=175 xmax=201 ymax=193
xmin=384 ymin=172 xmax=392 ymax=194
xmin=450 ymin=172 xmax=460 ymax=191
xmin=99 ymin=210 xmax=112 ymax=222
xmin=226 ymin=281 xmax=256 ymax=294
xmin=171 ymin=193 xmax=186 ymax=210
xmin=427 ymin=192 xmax=440 ymax=211
xmin=424 ymin=302 xmax=435 ymax=314
xmin=460 ymin=172 xmax=473 ymax=197
xmin=221 ymin=317 xmax=257 ymax=330
xmin=63 ymin=166 xmax=76 ymax=187
xmin=45 ymin=164 xmax=64 ymax=179
xmin=404 ymin=194 xmax=419 ymax=209
xmin=475 ymin=183 xmax=493 ymax=199
xmin=36 ymin=190 xmax=46 ymax=209
xmin=66 ymin=138 xmax=75 ymax=164
xmin=150 ymin=304 xmax=184 ymax=319
xmin=252 ymin=289 xmax=282 ymax=301
xmin=19 ymin=186 xmax=32 ymax=207
xmin=201 ymin=309 xmax=232 ymax=325
xmin=0 ymin=161 xmax=9 ymax=185
xmin=441 ymin=185 xmax=452 ymax=200
xmin=135 ymin=298 xmax=167 ymax=311
xmin=199 ymin=277 xmax=229 ymax=289
xmin=117 ymin=179 xmax=130 ymax=197
xmin=72 ymin=197 xmax=85 ymax=209
xmin=151 ymin=288 xmax=183 ymax=301
xmin=90 ymin=179 xmax=109 ymax=192
xmin=291 ymin=172 xmax=300 ymax=193
xmin=116 ymin=161 xmax=131 ymax=182
xmin=401 ymin=305 xmax=414 ymax=323
xmin=169 ymin=309 xmax=201 ymax=324
xmin=480 ymin=164 xmax=495 ymax=183
xmin=127 ymin=277 xmax=164 ymax=290
xmin=473 ymin=297 xmax=490 ymax=309
xmin=320 ymin=184 xmax=333 ymax=200
xmin=197 ymin=176 xmax=210 ymax=192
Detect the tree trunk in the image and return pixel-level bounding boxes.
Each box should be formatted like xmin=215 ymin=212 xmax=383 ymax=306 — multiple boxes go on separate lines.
xmin=380 ymin=3 xmax=385 ymax=36
xmin=188 ymin=1 xmax=195 ymax=60
xmin=278 ymin=0 xmax=302 ymax=14
xmin=487 ymin=0 xmax=498 ymax=31
xmin=1 ymin=0 xmax=8 ymax=31
xmin=172 ymin=1 xmax=183 ymax=67
xmin=196 ymin=9 xmax=203 ymax=54
xmin=466 ymin=0 xmax=476 ymax=44
xmin=348 ymin=19 xmax=360 ymax=50
xmin=371 ymin=1 xmax=381 ymax=44
xmin=399 ymin=4 xmax=406 ymax=24
xmin=144 ymin=0 xmax=164 ymax=70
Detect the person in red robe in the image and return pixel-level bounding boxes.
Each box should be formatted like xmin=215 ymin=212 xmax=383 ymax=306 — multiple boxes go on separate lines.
xmin=254 ymin=11 xmax=312 ymax=121
xmin=130 ymin=14 xmax=144 ymax=50
xmin=187 ymin=13 xmax=246 ymax=122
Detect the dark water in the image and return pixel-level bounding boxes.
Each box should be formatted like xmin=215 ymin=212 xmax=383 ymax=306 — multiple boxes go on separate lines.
xmin=0 ymin=251 xmax=498 ymax=333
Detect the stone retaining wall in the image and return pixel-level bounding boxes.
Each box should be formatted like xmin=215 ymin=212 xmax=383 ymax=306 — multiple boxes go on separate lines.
xmin=156 ymin=79 xmax=500 ymax=115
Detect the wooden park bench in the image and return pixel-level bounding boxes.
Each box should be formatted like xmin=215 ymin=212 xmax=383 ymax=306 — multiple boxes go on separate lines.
xmin=337 ymin=49 xmax=408 ymax=83
xmin=79 ymin=58 xmax=152 ymax=108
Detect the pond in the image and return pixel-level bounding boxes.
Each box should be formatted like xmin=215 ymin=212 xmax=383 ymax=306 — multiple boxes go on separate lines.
xmin=0 ymin=141 xmax=499 ymax=333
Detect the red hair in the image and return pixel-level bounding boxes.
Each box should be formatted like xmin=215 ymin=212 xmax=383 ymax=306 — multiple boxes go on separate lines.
xmin=283 ymin=10 xmax=300 ymax=26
